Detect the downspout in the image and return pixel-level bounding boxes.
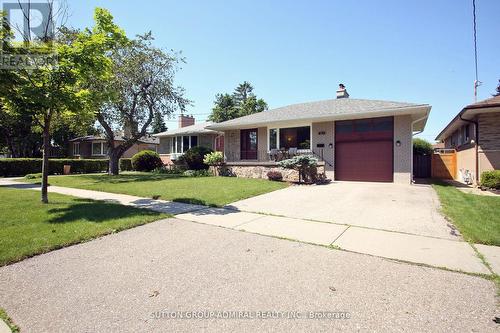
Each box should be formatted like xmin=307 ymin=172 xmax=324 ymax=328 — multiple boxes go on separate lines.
xmin=410 ymin=112 xmax=429 ymax=184
xmin=459 ymin=113 xmax=479 ymax=185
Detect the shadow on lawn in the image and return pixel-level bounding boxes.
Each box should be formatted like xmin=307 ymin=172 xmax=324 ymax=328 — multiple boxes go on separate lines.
xmin=69 ymin=173 xmax=184 ymax=185
xmin=47 ymin=198 xmax=162 ymax=224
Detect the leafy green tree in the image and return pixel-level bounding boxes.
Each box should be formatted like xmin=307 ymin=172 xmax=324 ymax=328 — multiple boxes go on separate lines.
xmin=1 ymin=7 xmax=122 ymax=202
xmin=413 ymin=138 xmax=433 ymax=155
xmin=209 ymin=82 xmax=267 ymax=122
xmin=151 ymin=111 xmax=167 ymax=134
xmin=240 ymin=95 xmax=268 ymax=117
xmin=91 ymin=30 xmax=189 ymax=175
xmin=208 ymin=93 xmax=238 ymax=123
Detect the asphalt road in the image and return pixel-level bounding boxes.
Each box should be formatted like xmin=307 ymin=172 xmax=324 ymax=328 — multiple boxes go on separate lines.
xmin=0 ymin=218 xmax=498 ymax=332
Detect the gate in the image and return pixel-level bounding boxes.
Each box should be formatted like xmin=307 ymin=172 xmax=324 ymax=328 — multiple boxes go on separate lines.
xmin=431 ymin=150 xmax=456 ymax=179
xmin=413 ymin=154 xmax=431 ymax=178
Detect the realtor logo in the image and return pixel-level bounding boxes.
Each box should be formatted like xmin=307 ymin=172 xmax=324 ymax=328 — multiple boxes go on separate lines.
xmin=2 ymin=1 xmax=55 ymax=42
xmin=1 ymin=1 xmax=57 ymax=69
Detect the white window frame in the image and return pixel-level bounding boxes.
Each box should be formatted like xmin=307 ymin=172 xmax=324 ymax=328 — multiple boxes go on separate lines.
xmin=91 ymin=142 xmax=107 ymax=156
xmin=170 ymin=135 xmax=199 ymax=157
xmin=267 ymin=124 xmax=312 ymax=152
xmin=73 ymin=142 xmax=80 ymax=156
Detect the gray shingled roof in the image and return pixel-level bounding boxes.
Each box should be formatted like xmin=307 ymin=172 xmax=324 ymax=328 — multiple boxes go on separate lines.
xmin=153 ymin=121 xmax=221 ymax=137
xmin=207 ymin=98 xmax=430 ymax=130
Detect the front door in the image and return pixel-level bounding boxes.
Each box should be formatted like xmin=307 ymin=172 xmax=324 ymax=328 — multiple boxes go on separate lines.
xmin=240 ymin=128 xmax=258 ymax=160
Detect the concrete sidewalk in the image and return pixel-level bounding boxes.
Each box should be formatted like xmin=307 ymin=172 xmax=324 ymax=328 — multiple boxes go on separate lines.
xmin=0 ymin=178 xmax=205 ymax=215
xmin=177 ymin=208 xmax=493 ymax=275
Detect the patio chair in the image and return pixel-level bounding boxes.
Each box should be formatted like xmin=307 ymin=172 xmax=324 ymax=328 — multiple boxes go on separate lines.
xmin=269 ymin=149 xmax=280 ymax=161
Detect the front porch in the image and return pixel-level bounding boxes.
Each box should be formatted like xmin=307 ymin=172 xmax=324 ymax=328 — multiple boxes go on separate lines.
xmin=223 ymin=122 xmax=335 ymax=170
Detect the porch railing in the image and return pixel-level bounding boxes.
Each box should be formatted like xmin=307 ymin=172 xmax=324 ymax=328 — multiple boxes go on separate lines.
xmin=225 ymin=148 xmax=334 ymax=167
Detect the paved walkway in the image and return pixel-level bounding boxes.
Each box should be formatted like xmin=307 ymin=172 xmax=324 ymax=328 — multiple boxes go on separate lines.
xmin=1 ymin=178 xmax=499 ymax=275
xmin=0 ymin=178 xmax=205 ymax=215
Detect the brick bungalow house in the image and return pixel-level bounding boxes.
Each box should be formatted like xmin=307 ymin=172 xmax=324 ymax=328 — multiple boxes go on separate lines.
xmin=435 ymin=95 xmax=500 ymax=184
xmin=207 ymin=87 xmax=431 ymax=184
xmin=69 ymin=135 xmax=159 ymax=159
xmin=154 ymin=115 xmax=224 ymax=165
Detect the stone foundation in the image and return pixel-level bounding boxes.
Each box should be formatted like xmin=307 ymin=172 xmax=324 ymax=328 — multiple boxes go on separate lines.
xmin=222 ymin=163 xmax=325 ymax=182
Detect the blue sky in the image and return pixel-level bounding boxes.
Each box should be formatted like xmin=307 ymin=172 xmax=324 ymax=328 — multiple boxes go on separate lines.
xmin=66 ymin=0 xmax=499 ymax=141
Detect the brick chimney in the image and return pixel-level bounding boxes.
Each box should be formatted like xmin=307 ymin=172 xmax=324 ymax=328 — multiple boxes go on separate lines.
xmin=178 ymin=114 xmax=195 ymax=128
xmin=336 ymin=83 xmax=349 ymax=99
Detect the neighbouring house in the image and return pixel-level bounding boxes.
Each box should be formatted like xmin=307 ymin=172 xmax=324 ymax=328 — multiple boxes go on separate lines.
xmin=207 ymin=85 xmax=431 ymax=183
xmin=69 ymin=134 xmax=159 ymax=159
xmin=435 ymin=95 xmax=500 ymax=184
xmin=154 ymin=115 xmax=224 ymax=165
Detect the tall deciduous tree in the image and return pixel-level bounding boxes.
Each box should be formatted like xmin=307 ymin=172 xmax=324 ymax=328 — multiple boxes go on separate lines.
xmin=92 ymin=32 xmax=189 ymax=175
xmin=1 ymin=5 xmax=122 ymax=203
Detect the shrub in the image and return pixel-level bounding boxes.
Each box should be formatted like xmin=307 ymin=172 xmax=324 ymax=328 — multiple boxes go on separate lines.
xmin=413 ymin=138 xmax=433 ymax=155
xmin=0 ymin=158 xmax=109 ymax=177
xmin=203 ymin=151 xmax=224 ymax=176
xmin=131 ymin=150 xmax=163 ymax=172
xmin=267 ymin=170 xmax=283 ymax=181
xmin=178 ymin=146 xmax=213 ymax=170
xmin=152 ymin=166 xmax=183 ymax=174
xmin=183 ymin=169 xmax=211 ymax=177
xmin=24 ymin=173 xmax=42 ymax=179
xmin=203 ymin=151 xmax=224 ymax=166
xmin=480 ymin=170 xmax=500 ymax=189
xmin=278 ymin=155 xmax=318 ymax=183
xmin=119 ymin=158 xmax=133 ymax=171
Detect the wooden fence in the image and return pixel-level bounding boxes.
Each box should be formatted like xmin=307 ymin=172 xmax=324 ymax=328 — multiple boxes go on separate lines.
xmin=431 ymin=151 xmax=456 ymax=179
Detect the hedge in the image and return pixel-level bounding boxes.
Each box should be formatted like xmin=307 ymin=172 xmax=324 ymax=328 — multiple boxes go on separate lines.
xmin=480 ymin=170 xmax=500 ymax=189
xmin=0 ymin=158 xmax=131 ymax=177
xmin=119 ymin=158 xmax=133 ymax=171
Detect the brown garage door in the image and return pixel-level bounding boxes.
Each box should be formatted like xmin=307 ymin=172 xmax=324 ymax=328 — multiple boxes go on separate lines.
xmin=335 ymin=117 xmax=394 ymax=182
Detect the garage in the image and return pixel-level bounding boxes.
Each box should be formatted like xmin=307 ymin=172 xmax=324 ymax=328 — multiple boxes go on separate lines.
xmin=335 ymin=117 xmax=394 ymax=182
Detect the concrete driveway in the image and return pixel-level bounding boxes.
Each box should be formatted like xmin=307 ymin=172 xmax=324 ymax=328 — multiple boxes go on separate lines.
xmin=229 ymin=181 xmax=458 ymax=240
xmin=0 ymin=218 xmax=497 ymax=332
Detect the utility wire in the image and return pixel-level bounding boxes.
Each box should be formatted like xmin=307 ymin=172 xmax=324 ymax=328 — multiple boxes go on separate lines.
xmin=472 ymin=0 xmax=481 ymax=102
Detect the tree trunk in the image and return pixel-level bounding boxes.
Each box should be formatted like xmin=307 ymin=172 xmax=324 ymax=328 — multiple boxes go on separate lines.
xmin=41 ymin=118 xmax=50 ymax=203
xmin=109 ymin=152 xmax=120 ymax=175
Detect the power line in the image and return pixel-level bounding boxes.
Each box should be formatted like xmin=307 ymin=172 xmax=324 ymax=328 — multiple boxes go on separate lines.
xmin=472 ymin=0 xmax=481 ymax=102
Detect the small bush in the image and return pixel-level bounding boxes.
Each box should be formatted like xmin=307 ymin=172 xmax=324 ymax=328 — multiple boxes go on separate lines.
xmin=203 ymin=151 xmax=224 ymax=166
xmin=278 ymin=155 xmax=318 ymax=183
xmin=131 ymin=150 xmax=163 ymax=172
xmin=480 ymin=170 xmax=500 ymax=189
xmin=178 ymin=146 xmax=213 ymax=170
xmin=152 ymin=166 xmax=183 ymax=175
xmin=413 ymin=138 xmax=433 ymax=155
xmin=24 ymin=173 xmax=42 ymax=179
xmin=183 ymin=169 xmax=211 ymax=177
xmin=267 ymin=170 xmax=283 ymax=181
xmin=119 ymin=158 xmax=133 ymax=171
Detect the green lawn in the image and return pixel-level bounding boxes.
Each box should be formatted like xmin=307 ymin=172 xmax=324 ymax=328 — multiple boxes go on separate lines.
xmin=27 ymin=173 xmax=289 ymax=207
xmin=432 ymin=182 xmax=500 ymax=246
xmin=0 ymin=187 xmax=168 ymax=266
xmin=0 ymin=307 xmax=19 ymax=333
